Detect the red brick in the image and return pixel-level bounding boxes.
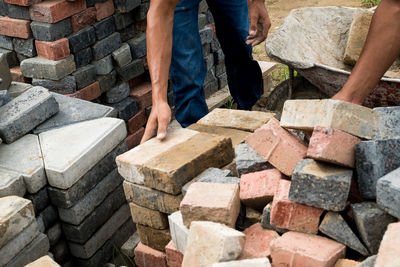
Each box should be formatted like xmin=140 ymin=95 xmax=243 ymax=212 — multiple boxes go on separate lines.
xmin=135 ymin=19 xmax=147 ymax=33
xmin=35 ymin=38 xmax=70 ymax=60
xmin=10 ymin=66 xmax=31 ymax=83
xmin=70 ymin=7 xmax=96 ymax=32
xmin=4 ymin=0 xmax=40 ymax=6
xmin=130 ymin=82 xmax=152 ymax=110
xmin=126 ymin=127 xmax=145 ymax=149
xmin=307 ymin=126 xmax=361 ymax=168
xmin=270 ymin=179 xmax=323 ymax=234
xmin=0 ymin=17 xmax=32 ymax=38
xmin=239 ymin=223 xmax=279 ymax=260
xmin=128 ymin=74 xmax=145 ymax=88
xmin=375 ymin=222 xmax=400 ymax=267
xmin=165 ymin=241 xmax=183 ymax=267
xmin=95 ymin=0 xmax=114 ymax=21
xmin=142 ymin=56 xmax=148 ymax=70
xmin=127 ymin=110 xmax=147 ymax=134
xmin=134 ymin=242 xmax=167 ymax=267
xmin=67 ymin=81 xmax=101 ymax=101
xmin=245 ymin=118 xmax=308 ymax=176
xmin=270 ymin=231 xmax=346 ymax=267
xmin=29 ymin=0 xmax=86 ymax=24
xmin=240 ymin=169 xmax=282 ymax=210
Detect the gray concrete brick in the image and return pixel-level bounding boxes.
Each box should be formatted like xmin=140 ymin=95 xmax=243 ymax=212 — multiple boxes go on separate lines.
xmin=72 ymin=65 xmax=96 ymax=90
xmin=0 ymin=89 xmax=11 ymax=107
xmin=73 ymin=240 xmax=113 ymax=267
xmin=374 ymin=106 xmax=400 ymax=139
xmin=113 ymin=11 xmax=134 ymax=31
xmin=20 ymin=55 xmax=76 ymax=80
xmin=127 ymin=33 xmax=146 ymax=59
xmin=7 ymin=4 xmax=30 ymax=20
xmin=25 ymin=186 xmax=49 ymax=214
xmin=31 ymin=19 xmax=72 ymax=42
xmin=235 ymin=143 xmax=273 ymax=176
xmin=0 ymin=87 xmax=59 ymax=144
xmin=116 ymin=58 xmax=144 ymax=81
xmin=74 ymin=47 xmax=93 ymax=69
xmin=104 ymin=82 xmax=130 ymax=104
xmin=97 ymin=70 xmax=117 ymax=93
xmin=377 ymin=167 xmax=400 ymax=218
xmin=114 ymin=0 xmax=140 ymax=13
xmin=92 ymin=32 xmax=121 ymax=60
xmin=0 ymin=35 xmax=13 ymax=50
xmin=50 ymin=239 xmax=69 ymax=264
xmin=68 ymin=26 xmax=96 ymax=53
xmin=37 ymin=205 xmax=58 ymax=231
xmin=46 ymin=222 xmax=62 ymax=246
xmin=0 ymin=168 xmax=25 ymax=197
xmin=108 ymin=97 xmax=137 ymax=121
xmin=0 ymin=47 xmax=18 ymax=68
xmin=32 ymin=76 xmax=76 ymax=95
xmin=182 ymin=168 xmax=233 ymax=196
xmin=112 ymin=43 xmax=131 ymax=68
xmin=0 ymin=53 xmax=11 ymax=91
xmin=8 ymin=82 xmax=33 ymax=98
xmin=121 ymin=232 xmax=139 ymax=258
xmin=93 ymin=54 xmax=113 ymax=75
xmin=12 ymin=38 xmax=36 ymax=57
xmin=134 ymin=2 xmax=149 ymax=21
xmin=93 ymin=16 xmax=116 ymax=40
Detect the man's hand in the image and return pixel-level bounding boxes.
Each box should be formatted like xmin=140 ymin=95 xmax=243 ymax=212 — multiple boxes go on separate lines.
xmin=247 ymin=0 xmax=271 ymax=46
xmin=140 ymin=100 xmax=171 ymax=144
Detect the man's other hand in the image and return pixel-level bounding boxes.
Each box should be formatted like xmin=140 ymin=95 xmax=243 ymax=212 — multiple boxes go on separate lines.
xmin=140 ymin=101 xmax=171 ymax=144
xmin=247 ymin=0 xmax=271 ymax=46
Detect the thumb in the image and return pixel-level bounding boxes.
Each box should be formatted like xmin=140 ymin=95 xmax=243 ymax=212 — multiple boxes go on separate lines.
xmin=156 ymin=116 xmax=169 ymax=141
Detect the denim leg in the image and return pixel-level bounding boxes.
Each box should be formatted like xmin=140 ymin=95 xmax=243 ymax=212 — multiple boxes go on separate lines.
xmin=207 ymin=0 xmax=263 ymax=110
xmin=171 ymin=0 xmax=208 ymax=127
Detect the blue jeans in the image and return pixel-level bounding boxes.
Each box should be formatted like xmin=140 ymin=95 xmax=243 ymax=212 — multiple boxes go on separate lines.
xmin=170 ymin=0 xmax=263 ymax=127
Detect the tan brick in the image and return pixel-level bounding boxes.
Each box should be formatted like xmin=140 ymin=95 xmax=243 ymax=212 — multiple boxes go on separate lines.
xmin=136 ymin=224 xmax=171 ymax=252
xmin=188 ymin=123 xmax=249 ymax=147
xmin=180 ymin=182 xmax=240 ymax=228
xmin=197 ymin=108 xmax=275 ymax=132
xmin=142 ymin=133 xmax=234 ymax=195
xmin=280 ymin=99 xmax=378 ymax=139
xmin=129 ymin=203 xmax=168 ymax=230
xmin=24 ymin=255 xmax=60 ymax=267
xmin=334 ymin=259 xmax=360 ymax=267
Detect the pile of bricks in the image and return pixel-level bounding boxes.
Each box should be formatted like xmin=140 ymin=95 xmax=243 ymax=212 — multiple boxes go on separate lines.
xmin=0 ymin=0 xmax=228 ymax=149
xmin=116 ymin=101 xmax=400 ymax=267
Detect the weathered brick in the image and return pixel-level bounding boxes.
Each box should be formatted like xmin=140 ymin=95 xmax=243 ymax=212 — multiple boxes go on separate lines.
xmin=377 ymin=167 xmax=400 ymax=218
xmin=35 ymin=38 xmax=70 ymax=60
xmin=21 ymin=55 xmax=75 ymax=80
xmin=109 ymin=97 xmax=137 ymax=121
xmin=289 ymin=159 xmax=352 ymax=211
xmin=127 ymin=109 xmax=147 ymax=134
xmin=31 ymin=19 xmax=72 ymax=42
xmin=180 ymin=182 xmax=240 ymax=228
xmin=168 ymin=211 xmax=188 ymax=254
xmin=213 ymin=258 xmax=272 ymax=267
xmin=246 ymin=118 xmax=308 ymax=176
xmin=93 ymin=15 xmax=115 ymax=40
xmin=165 ymin=240 xmax=183 ymax=267
xmin=280 ymin=99 xmax=378 ymax=139
xmin=375 ymin=222 xmax=400 ymax=267
xmin=270 ymin=179 xmax=323 ymax=234
xmin=188 ymin=123 xmax=249 ymax=147
xmin=10 ymin=66 xmax=30 ymax=83
xmin=68 ymin=26 xmax=96 ymax=53
xmin=129 ymin=202 xmax=168 ymax=229
xmin=126 ymin=127 xmax=144 ymax=149
xmin=129 ymin=81 xmax=152 ymax=109
xmin=114 ymin=0 xmax=140 ymax=13
xmin=117 ymin=58 xmax=144 ymax=81
xmin=104 ymin=81 xmax=130 ymax=103
xmin=134 ymin=242 xmax=167 ymax=267
xmin=93 ymin=54 xmax=113 ymax=75
xmin=70 ymin=7 xmax=97 ymax=32
xmin=29 ymin=0 xmax=86 ymax=23
xmin=4 ymin=0 xmax=41 ymax=6
xmin=113 ymin=10 xmax=134 ymax=30
xmin=92 ymin=32 xmax=121 ymax=60
xmin=307 ymin=126 xmax=361 ymax=168
xmin=74 ymin=47 xmax=92 ymax=68
xmin=183 ymin=221 xmax=245 ymax=267
xmin=97 ymin=69 xmax=117 ymax=93
xmin=32 ymin=76 xmax=76 ymax=95
xmin=0 ymin=53 xmax=11 ymax=91
xmin=112 ymin=42 xmax=132 ymax=68
xmin=8 ymin=4 xmax=30 ymax=20
xmin=0 ymin=16 xmax=31 ymax=38
xmin=72 ymin=64 xmax=96 ymax=90
xmin=136 ymin=223 xmax=171 ymax=252
xmin=142 ymin=133 xmax=234 ymax=194
xmin=95 ymin=0 xmax=114 ymax=21
xmin=127 ymin=33 xmax=146 ymax=59
xmin=270 ymin=231 xmax=346 ymax=267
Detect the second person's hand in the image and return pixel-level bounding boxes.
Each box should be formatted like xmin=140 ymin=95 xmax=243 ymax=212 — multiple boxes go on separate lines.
xmin=246 ymin=0 xmax=271 ymax=46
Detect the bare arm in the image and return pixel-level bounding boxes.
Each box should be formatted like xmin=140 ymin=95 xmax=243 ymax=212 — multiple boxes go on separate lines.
xmin=141 ymin=0 xmax=178 ymax=143
xmin=332 ymin=0 xmax=400 ymax=104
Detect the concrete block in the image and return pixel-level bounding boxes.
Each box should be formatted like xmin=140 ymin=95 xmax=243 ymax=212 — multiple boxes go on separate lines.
xmin=280 ymin=99 xmax=378 ymax=139
xmin=182 ymin=221 xmax=245 ymax=267
xmin=31 ymin=19 xmax=72 ymax=42
xmin=92 ymin=32 xmax=121 ymax=60
xmin=355 ymin=139 xmax=400 ymax=199
xmin=68 ymin=204 xmax=130 ymax=259
xmin=104 ymin=81 xmax=130 ymax=103
xmin=127 ymin=33 xmax=146 ymax=59
xmin=46 ymin=222 xmax=61 ymax=246
xmin=93 ymin=16 xmax=115 ymax=40
xmin=72 ymin=64 xmax=96 ymax=90
xmin=68 ymin=26 xmax=96 ymax=53
xmin=246 ymin=118 xmax=308 ymax=176
xmin=198 ymin=108 xmax=275 ymax=132
xmin=374 ymin=106 xmax=400 ymax=139
xmin=112 ymin=42 xmax=131 ymax=67
xmin=93 ymin=54 xmax=113 ymax=75
xmin=134 ymin=242 xmax=167 ymax=267
xmin=319 ymin=212 xmax=369 ymax=256
xmin=0 ymin=90 xmax=11 ymax=107
xmin=34 ymin=92 xmax=115 ymax=134
xmin=20 ymin=55 xmax=76 ymax=80
xmin=180 ymin=182 xmax=240 ymax=228
xmin=0 ymin=134 xmax=46 ymax=193
xmin=129 ymin=202 xmax=168 ymax=229
xmin=109 ymin=97 xmax=137 ymax=121
xmin=121 ymin=232 xmax=139 ymax=258
xmin=377 ymin=167 xmax=400 ymax=218
xmin=39 ymin=117 xmax=127 ymax=189
xmin=6 ymin=233 xmax=49 ymax=267
xmin=116 ymin=58 xmax=144 ymax=81
xmin=7 ymin=81 xmax=33 ymax=98
xmin=0 ymin=53 xmax=11 ymax=91
xmin=136 ymin=223 xmax=171 ymax=252
xmin=234 ymin=143 xmax=273 ymax=176
xmin=12 ymin=37 xmax=36 ymax=57
xmin=116 ymin=127 xmax=199 ymax=184
xmin=290 ymin=159 xmax=352 ymax=211
xmin=0 ymin=168 xmax=25 ymax=197
xmin=58 ymin=169 xmax=122 ymax=225
xmin=72 ymin=240 xmax=113 ymax=267
xmin=352 ymin=202 xmax=396 ymax=254
xmin=25 ymin=255 xmax=60 ymax=267
xmin=168 ymin=211 xmax=189 ymax=254
xmin=114 ymin=0 xmax=140 ymax=13
xmin=123 ymin=181 xmax=182 ymax=214
xmin=0 ymin=35 xmax=13 ymax=50
xmin=0 ymin=47 xmax=18 ymax=68
xmin=74 ymin=47 xmax=92 ymax=69
xmin=113 ymin=11 xmax=134 ymax=31
xmin=37 ymin=206 xmax=58 ymax=233
xmin=375 ymin=222 xmax=400 ymax=267
xmin=188 ymin=123 xmax=249 ymax=147
xmin=32 ymin=77 xmax=75 ymax=95
xmin=97 ymin=69 xmax=117 ymax=93
xmin=213 ymin=258 xmax=271 ymax=267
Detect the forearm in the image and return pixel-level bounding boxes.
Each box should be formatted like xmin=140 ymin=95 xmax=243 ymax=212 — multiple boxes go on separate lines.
xmin=340 ymin=0 xmax=400 ymax=104
xmin=146 ymin=0 xmax=177 ymax=103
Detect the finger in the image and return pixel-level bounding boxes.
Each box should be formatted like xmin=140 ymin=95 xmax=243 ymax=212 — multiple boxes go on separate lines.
xmin=156 ymin=113 xmax=171 ymax=141
xmin=140 ymin=116 xmax=158 ymax=144
xmin=248 ymin=10 xmax=258 ymax=36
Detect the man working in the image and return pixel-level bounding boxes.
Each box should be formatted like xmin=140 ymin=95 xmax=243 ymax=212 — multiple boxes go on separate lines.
xmin=141 ymin=0 xmax=271 ymax=143
xmin=333 ymin=0 xmax=400 ymax=104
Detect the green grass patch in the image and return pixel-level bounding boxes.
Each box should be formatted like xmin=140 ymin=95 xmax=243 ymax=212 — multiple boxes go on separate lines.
xmin=361 ymin=0 xmax=380 ymax=7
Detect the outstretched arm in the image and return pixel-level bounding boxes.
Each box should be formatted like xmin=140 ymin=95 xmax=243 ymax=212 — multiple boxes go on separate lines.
xmin=141 ymin=0 xmax=178 ymax=143
xmin=332 ymin=0 xmax=400 ymax=104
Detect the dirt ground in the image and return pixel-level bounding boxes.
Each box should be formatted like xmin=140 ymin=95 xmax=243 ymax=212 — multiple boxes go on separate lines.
xmin=253 ymin=0 xmax=363 ymax=60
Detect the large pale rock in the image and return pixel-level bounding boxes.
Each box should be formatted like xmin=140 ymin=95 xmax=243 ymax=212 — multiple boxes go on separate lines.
xmin=280 ymin=99 xmax=378 ymax=139
xmin=40 ymin=117 xmax=127 ymax=189
xmin=116 ymin=127 xmax=198 ymax=184
xmin=343 ymin=10 xmax=374 ymax=66
xmin=142 ymin=133 xmax=234 ymax=194
xmin=197 ymin=108 xmax=275 ymax=132
xmin=0 ymin=168 xmax=25 ymax=197
xmin=188 ymin=123 xmax=249 ymax=146
xmin=0 ymin=196 xmax=35 ymax=249
xmin=182 ymin=221 xmax=246 ymax=267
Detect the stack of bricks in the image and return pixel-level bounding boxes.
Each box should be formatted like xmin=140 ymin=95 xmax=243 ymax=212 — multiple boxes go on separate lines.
xmin=0 ymin=0 xmax=228 ymax=150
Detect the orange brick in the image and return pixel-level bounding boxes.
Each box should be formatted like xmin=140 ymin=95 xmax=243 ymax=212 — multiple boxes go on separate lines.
xmin=130 ymin=82 xmax=152 ymax=110
xmin=246 ymin=118 xmax=308 ymax=176
xmin=95 ymin=0 xmax=114 ymax=21
xmin=165 ymin=241 xmax=183 ymax=267
xmin=270 ymin=231 xmax=346 ymax=267
xmin=67 ymin=81 xmax=101 ymax=101
xmin=127 ymin=110 xmax=147 ymax=134
xmin=375 ymin=222 xmax=400 ymax=267
xmin=126 ymin=127 xmax=145 ymax=149
xmin=270 ymin=179 xmax=323 ymax=234
xmin=239 ymin=223 xmax=279 ymax=260
xmin=307 ymin=126 xmax=361 ymax=168
xmin=240 ymin=169 xmax=282 ymax=210
xmin=0 ymin=17 xmax=32 ymax=38
xmin=70 ymin=7 xmax=97 ymax=32
xmin=334 ymin=259 xmax=360 ymax=267
xmin=30 ymin=0 xmax=86 ymax=23
xmin=35 ymin=38 xmax=70 ymax=60
xmin=134 ymin=242 xmax=167 ymax=267
xmin=4 ymin=0 xmax=41 ymax=6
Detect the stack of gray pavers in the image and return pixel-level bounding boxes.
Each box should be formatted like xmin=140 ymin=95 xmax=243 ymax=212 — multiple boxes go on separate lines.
xmin=0 ymin=196 xmax=50 ymax=267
